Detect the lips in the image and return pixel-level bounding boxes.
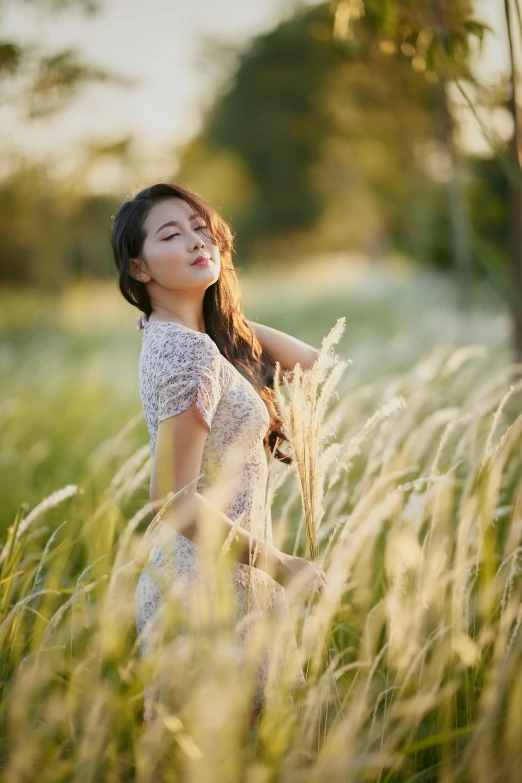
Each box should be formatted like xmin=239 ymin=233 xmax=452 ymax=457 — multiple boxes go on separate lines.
xmin=191 ymin=255 xmax=211 ymax=265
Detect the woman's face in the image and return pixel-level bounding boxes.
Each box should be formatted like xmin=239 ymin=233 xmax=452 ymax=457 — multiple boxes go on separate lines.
xmin=131 ymin=197 xmax=220 ymax=292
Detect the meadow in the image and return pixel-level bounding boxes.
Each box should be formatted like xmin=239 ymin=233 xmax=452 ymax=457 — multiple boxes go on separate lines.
xmin=1 ymin=255 xmax=521 ymax=782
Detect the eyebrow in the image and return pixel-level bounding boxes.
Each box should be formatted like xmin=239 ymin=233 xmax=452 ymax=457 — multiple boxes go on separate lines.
xmin=154 ymin=213 xmax=200 ymax=236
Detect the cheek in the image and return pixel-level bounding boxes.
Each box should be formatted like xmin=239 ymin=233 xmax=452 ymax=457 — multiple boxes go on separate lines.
xmin=148 ymin=243 xmax=186 ymax=276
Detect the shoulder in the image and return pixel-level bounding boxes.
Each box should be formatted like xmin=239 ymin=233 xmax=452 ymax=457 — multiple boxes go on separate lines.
xmin=142 ymin=322 xmax=223 ymax=374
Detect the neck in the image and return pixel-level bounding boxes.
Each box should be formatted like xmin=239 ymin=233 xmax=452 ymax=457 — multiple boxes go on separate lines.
xmin=148 ymin=295 xmax=206 ymax=334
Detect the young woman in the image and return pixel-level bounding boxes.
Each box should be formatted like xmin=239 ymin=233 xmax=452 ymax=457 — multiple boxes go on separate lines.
xmin=111 ymin=182 xmax=327 ymax=730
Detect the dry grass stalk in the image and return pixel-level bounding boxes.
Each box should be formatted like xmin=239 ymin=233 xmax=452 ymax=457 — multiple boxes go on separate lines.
xmin=273 ymin=318 xmax=349 ymax=563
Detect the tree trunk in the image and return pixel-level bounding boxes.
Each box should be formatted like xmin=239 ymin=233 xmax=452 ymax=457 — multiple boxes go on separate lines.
xmin=504 ymin=0 xmax=522 ymax=358
xmin=430 ymin=0 xmax=473 ymax=309
xmin=435 ymin=77 xmax=473 ymax=308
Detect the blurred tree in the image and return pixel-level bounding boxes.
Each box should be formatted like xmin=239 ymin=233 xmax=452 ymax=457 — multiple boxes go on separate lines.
xmin=0 ymin=163 xmax=73 ymax=288
xmin=0 ymin=0 xmax=512 ymax=310
xmin=0 ymin=0 xmax=124 ymax=118
xmin=331 ymin=0 xmax=489 ymax=302
xmin=175 ymin=134 xmax=257 ymax=236
xmin=502 ymin=0 xmax=522 ymax=353
xmin=178 ymin=2 xmax=446 ymax=264
xmin=0 ymin=0 xmax=133 ymax=288
xmin=332 ymin=0 xmax=522 ymax=355
xmin=205 ymin=3 xmax=344 ymax=257
xmin=0 ymin=150 xmax=132 ymax=288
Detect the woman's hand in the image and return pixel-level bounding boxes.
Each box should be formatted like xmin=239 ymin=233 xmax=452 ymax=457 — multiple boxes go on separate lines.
xmin=273 ymin=551 xmax=327 ymax=597
xmin=136 ymin=312 xmax=148 ymax=331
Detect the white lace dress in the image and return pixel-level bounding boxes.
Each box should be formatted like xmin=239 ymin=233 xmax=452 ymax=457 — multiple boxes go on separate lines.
xmin=135 ymin=320 xmax=306 ymax=719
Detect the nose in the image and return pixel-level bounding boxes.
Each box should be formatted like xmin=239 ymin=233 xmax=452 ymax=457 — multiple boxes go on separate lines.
xmin=190 ymin=230 xmax=205 ymax=250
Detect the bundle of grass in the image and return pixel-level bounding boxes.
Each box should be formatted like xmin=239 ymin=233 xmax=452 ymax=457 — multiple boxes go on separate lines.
xmin=269 ymin=319 xmax=352 ymax=748
xmin=272 ymin=318 xmax=349 ymax=564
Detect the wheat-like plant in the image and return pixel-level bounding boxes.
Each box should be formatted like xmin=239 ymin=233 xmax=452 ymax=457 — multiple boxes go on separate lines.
xmin=273 ymin=317 xmax=349 ymax=563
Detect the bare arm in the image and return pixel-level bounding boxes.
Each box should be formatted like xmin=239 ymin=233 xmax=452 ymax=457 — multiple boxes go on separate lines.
xmin=245 ymin=319 xmax=320 ymax=372
xmin=150 ymin=399 xmax=287 ymax=581
xmin=148 ymin=400 xmax=327 ymax=593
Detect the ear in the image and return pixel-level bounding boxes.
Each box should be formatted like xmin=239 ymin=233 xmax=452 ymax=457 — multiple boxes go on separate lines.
xmin=129 ymin=257 xmax=151 ymax=283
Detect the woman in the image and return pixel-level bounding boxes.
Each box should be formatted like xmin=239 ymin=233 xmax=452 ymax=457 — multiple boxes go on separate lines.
xmin=111 ymin=182 xmax=327 ymax=730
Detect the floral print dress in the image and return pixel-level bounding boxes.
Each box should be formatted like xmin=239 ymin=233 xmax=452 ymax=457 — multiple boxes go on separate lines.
xmin=134 ymin=320 xmax=305 ymax=719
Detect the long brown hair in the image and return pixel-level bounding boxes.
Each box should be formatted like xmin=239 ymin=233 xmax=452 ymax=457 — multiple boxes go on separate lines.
xmin=111 ymin=182 xmax=291 ymax=463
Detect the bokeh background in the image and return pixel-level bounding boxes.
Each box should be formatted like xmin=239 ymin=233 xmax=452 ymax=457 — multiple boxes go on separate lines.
xmin=1 ymin=0 xmax=520 ymax=532
xmin=4 ymin=4 xmax=522 ymax=778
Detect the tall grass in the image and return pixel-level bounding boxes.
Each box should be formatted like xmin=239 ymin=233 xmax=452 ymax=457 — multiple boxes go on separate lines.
xmin=273 ymin=317 xmax=349 ymax=563
xmin=2 ymin=266 xmax=522 ymax=781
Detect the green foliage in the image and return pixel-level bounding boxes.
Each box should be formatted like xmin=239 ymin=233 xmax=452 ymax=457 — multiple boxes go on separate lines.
xmin=468 ymin=158 xmax=509 ymax=252
xmin=176 ymin=0 xmax=504 ymax=274
xmin=0 ymin=0 xmax=118 ymax=118
xmin=27 ymin=49 xmax=115 ymax=119
xmin=0 ymin=0 xmax=510 ymax=299
xmin=0 ymin=41 xmax=22 ymax=74
xmin=0 ymin=163 xmax=120 ymax=286
xmin=205 ymin=3 xmax=344 ymax=254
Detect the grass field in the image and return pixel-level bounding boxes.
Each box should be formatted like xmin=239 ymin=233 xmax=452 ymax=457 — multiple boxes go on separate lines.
xmin=1 ymin=257 xmax=522 ymax=781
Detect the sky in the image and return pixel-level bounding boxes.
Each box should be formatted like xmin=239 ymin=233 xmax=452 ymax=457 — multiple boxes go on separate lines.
xmin=1 ymin=0 xmax=517 ymax=191
xmin=2 ymin=0 xmax=313 ymax=183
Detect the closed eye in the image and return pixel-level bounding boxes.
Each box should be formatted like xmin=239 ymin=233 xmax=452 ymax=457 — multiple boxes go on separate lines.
xmin=163 ymin=225 xmax=207 ymax=241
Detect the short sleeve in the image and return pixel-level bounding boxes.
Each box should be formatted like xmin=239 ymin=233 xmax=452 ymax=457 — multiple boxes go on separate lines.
xmin=156 ymin=329 xmax=224 ymax=432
